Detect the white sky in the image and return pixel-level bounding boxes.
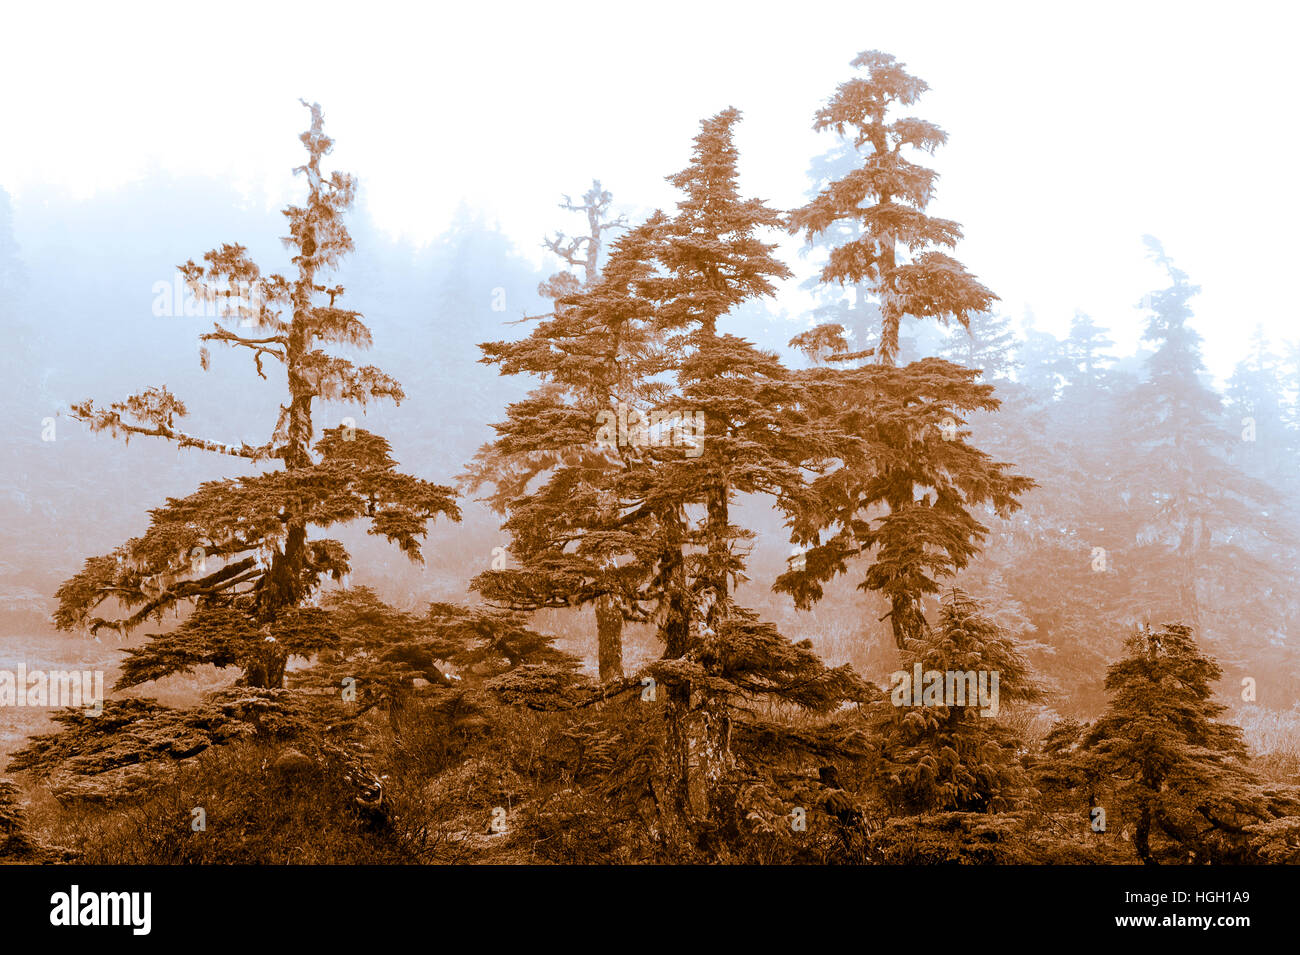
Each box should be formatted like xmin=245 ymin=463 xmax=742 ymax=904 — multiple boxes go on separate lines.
xmin=3 ymin=0 xmax=1297 ymax=379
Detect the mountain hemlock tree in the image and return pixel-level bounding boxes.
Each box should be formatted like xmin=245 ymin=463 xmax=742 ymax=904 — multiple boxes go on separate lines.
xmin=1122 ymin=242 xmax=1225 ymax=631
xmin=798 ymin=143 xmax=881 ymax=356
xmin=478 ymin=110 xmax=870 ymax=850
xmin=780 ymin=52 xmax=1033 ymax=650
xmin=547 ymin=183 xmax=628 ymax=681
xmin=620 ymin=111 xmax=871 ymax=851
xmin=292 ymin=585 xmax=589 ymax=726
xmin=467 ymin=181 xmax=633 ymax=681
xmin=1015 ymin=315 xmax=1070 ymax=405
xmin=874 ymin=589 xmax=1039 ymax=814
xmin=649 ymin=108 xmax=798 ymax=623
xmin=788 ymin=50 xmax=996 ymax=367
xmin=641 ymin=107 xmax=822 ymax=833
xmin=54 ymin=102 xmax=459 ymax=689
xmin=936 ymin=311 xmax=1020 ymax=383
xmin=1078 ymin=623 xmax=1284 ymax=864
xmin=1062 ymin=311 xmax=1115 ymax=398
xmin=1117 ymin=240 xmax=1284 ymax=654
xmin=289 ymin=585 xmax=457 ymax=730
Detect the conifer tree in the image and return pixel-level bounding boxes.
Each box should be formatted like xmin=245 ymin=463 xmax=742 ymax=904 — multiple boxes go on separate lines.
xmin=1077 ymin=623 xmax=1290 ymax=863
xmin=1061 ymin=311 xmax=1114 ymax=397
xmin=297 ymin=586 xmax=590 ymax=722
xmin=290 ymin=586 xmax=458 ymax=723
xmin=632 ymin=109 xmax=851 ymax=835
xmin=797 ymin=144 xmax=880 ymax=355
xmin=874 ymin=589 xmax=1038 ymax=814
xmin=978 ymin=312 xmax=1129 ymax=703
xmin=1015 ymin=316 xmax=1070 ymax=405
xmin=1052 ymin=310 xmax=1125 ymax=580
xmin=788 ymin=50 xmax=996 ymax=366
xmin=647 ymin=107 xmax=800 ymax=626
xmin=1282 ymin=338 xmax=1300 ymax=436
xmin=781 ymin=52 xmax=1032 ymax=650
xmin=777 ymin=356 xmax=1033 ymax=650
xmin=1226 ymin=326 xmax=1294 ymax=487
xmin=52 ymin=103 xmax=459 ymax=689
xmin=935 ymin=311 xmax=1019 ymax=383
xmin=477 ymin=110 xmax=870 ymax=848
xmin=1223 ymin=330 xmax=1300 ymax=660
xmin=466 ymin=182 xmax=635 ymax=680
xmin=1116 ymin=241 xmax=1280 ymax=645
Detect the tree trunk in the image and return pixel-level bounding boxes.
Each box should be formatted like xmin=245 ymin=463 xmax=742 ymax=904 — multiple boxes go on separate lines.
xmin=889 ymin=593 xmax=927 ymax=651
xmin=247 ymin=216 xmax=316 ymax=686
xmin=244 ymin=632 xmax=288 ymax=689
xmin=657 ymin=524 xmax=697 ymax=852
xmin=595 ymin=597 xmax=623 ymax=682
xmin=705 ymin=486 xmax=728 ymax=622
xmin=1135 ymin=802 xmax=1156 ymax=865
xmin=884 ymin=481 xmax=927 ymax=650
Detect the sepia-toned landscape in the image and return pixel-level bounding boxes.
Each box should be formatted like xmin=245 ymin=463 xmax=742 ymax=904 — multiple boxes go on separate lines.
xmin=2 ymin=3 xmax=1298 ymax=875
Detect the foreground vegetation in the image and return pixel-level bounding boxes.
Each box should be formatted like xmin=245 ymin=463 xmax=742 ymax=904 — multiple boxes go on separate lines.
xmin=4 ymin=51 xmax=1300 ymax=865
xmin=5 ymin=591 xmax=1299 ymax=864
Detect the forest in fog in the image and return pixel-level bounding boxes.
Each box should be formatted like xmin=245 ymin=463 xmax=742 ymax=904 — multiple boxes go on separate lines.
xmin=2 ymin=46 xmax=1299 ymax=866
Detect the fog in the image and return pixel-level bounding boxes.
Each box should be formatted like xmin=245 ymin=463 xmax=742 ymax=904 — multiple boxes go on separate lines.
xmin=1 ymin=3 xmax=1298 ymax=870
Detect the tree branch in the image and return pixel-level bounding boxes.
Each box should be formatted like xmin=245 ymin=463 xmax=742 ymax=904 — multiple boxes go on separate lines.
xmin=71 ymin=406 xmax=280 ymax=461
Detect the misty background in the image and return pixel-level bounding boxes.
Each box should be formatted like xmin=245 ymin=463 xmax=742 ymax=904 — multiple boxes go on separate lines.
xmin=2 ymin=1 xmax=1299 ymax=758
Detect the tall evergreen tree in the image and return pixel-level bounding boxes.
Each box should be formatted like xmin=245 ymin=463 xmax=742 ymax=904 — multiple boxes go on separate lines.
xmin=53 ymin=103 xmax=459 ymax=689
xmin=1115 ymin=240 xmax=1282 ymax=653
xmin=1054 ymin=310 xmax=1124 ymax=567
xmin=796 ymin=143 xmax=880 ymax=355
xmin=1281 ymin=338 xmax=1300 ymax=436
xmin=788 ymin=50 xmax=996 ymax=366
xmin=1226 ymin=325 xmax=1293 ymax=487
xmin=1014 ymin=314 xmax=1069 ymax=405
xmin=466 ymin=182 xmax=634 ymax=680
xmin=647 ymin=108 xmax=800 ymax=624
xmin=478 ymin=111 xmax=869 ymax=849
xmin=635 ymin=109 xmax=844 ymax=835
xmin=781 ymin=52 xmax=1033 ymax=650
xmin=1061 ymin=311 xmax=1114 ymax=398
